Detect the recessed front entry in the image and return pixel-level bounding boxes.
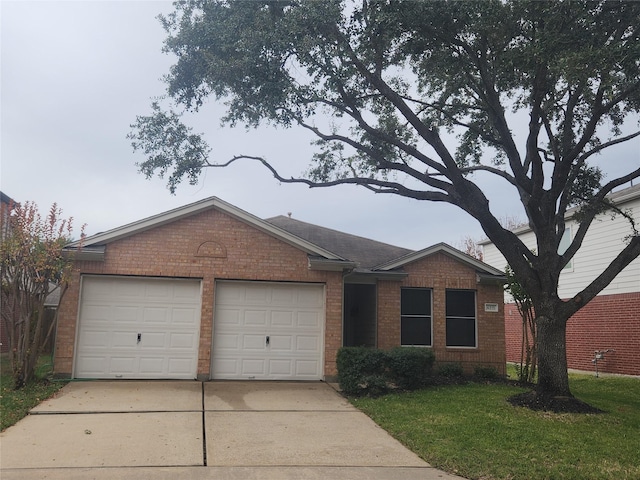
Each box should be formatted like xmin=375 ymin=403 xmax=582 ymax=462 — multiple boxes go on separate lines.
xmin=211 ymin=281 xmax=325 ymax=380
xmin=73 ymin=276 xmax=202 ymax=379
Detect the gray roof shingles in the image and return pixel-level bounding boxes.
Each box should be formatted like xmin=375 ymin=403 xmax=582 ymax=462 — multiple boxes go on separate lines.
xmin=266 ymin=215 xmax=414 ymax=269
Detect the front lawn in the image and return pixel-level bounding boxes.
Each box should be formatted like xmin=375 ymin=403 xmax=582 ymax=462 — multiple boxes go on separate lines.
xmin=0 ymin=354 xmax=68 ymax=431
xmin=352 ymin=370 xmax=640 ymax=480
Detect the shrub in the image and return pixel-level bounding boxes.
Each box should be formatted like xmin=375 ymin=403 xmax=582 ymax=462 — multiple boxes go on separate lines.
xmin=387 ymin=347 xmax=435 ymax=390
xmin=474 ymin=365 xmax=500 ymax=379
xmin=437 ymin=362 xmax=464 ymax=377
xmin=337 ymin=346 xmax=437 ymax=396
xmin=336 ymin=347 xmax=388 ymax=396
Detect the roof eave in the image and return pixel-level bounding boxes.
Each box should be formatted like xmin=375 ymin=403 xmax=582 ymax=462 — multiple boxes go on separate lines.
xmin=375 ymin=242 xmax=504 ymax=277
xmin=62 ymin=246 xmax=105 ymax=262
xmin=308 ymin=257 xmax=357 ymax=271
xmin=68 ymin=197 xmax=345 ymax=261
xmin=345 ymin=269 xmax=409 ymax=282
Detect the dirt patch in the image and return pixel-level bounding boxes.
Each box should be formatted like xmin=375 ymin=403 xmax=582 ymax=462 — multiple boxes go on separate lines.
xmin=508 ymin=390 xmax=604 ymax=414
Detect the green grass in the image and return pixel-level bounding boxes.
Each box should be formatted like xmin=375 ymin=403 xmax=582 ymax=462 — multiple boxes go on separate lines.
xmin=0 ymin=353 xmax=68 ymax=431
xmin=352 ymin=369 xmax=640 ymax=480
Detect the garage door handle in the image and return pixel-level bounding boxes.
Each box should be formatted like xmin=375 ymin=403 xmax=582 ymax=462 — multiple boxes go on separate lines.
xmin=137 ymin=333 xmax=142 ymax=344
xmin=266 ymin=335 xmax=270 ymax=346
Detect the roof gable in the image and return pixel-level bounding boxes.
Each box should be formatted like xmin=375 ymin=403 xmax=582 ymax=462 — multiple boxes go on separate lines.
xmin=68 ymin=197 xmax=346 ymax=261
xmin=374 ymin=242 xmax=505 ymax=277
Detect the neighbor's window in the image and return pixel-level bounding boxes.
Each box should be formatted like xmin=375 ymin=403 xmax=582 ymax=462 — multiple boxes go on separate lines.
xmin=558 ymin=227 xmax=573 ymax=270
xmin=445 ymin=290 xmax=476 ymax=348
xmin=401 ymin=288 xmax=432 ymax=346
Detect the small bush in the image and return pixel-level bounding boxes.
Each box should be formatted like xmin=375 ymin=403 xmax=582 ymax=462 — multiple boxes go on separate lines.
xmin=337 ymin=346 xmax=437 ymax=396
xmin=336 ymin=347 xmax=388 ymax=396
xmin=387 ymin=347 xmax=435 ymax=390
xmin=474 ymin=365 xmax=500 ymax=379
xmin=437 ymin=362 xmax=464 ymax=377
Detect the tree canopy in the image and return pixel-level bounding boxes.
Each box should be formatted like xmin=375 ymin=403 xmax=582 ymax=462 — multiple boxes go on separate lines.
xmin=130 ymin=0 xmax=640 ymax=404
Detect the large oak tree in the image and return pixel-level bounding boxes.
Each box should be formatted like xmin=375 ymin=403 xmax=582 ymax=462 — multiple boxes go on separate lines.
xmin=130 ymin=0 xmax=640 ymax=404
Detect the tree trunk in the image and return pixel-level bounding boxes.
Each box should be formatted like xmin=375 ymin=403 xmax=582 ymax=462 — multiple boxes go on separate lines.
xmin=535 ymin=314 xmax=571 ymax=397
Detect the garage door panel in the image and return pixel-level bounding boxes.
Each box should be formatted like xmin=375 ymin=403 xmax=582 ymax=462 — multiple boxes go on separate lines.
xmin=297 ymin=311 xmax=321 ymax=327
xmin=110 ymin=357 xmax=136 ymax=373
xmin=75 ymin=276 xmax=201 ymax=379
xmin=271 ymin=287 xmax=295 ymax=305
xmin=216 ymin=308 xmax=241 ymax=325
xmin=113 ymin=306 xmax=140 ymax=322
xmin=142 ymin=307 xmax=170 ymax=324
xmin=110 ymin=331 xmax=138 ymax=348
xmin=214 ymin=333 xmax=240 ymax=350
xmin=241 ymin=359 xmax=266 ymax=376
xmin=172 ymin=308 xmax=199 ymax=325
xmin=268 ymin=359 xmax=293 ymax=376
xmin=244 ymin=310 xmax=267 ymax=326
xmin=242 ymin=335 xmax=267 ymax=350
xmin=75 ymin=356 xmax=108 ymax=374
xmin=269 ymin=336 xmax=292 ymax=351
xmin=81 ymin=305 xmax=111 ymax=321
xmin=169 ymin=332 xmax=198 ymax=348
xmin=271 ymin=311 xmax=294 ymax=326
xmin=79 ymin=330 xmax=110 ymax=348
xmin=168 ymin=358 xmax=195 ymax=376
xmin=296 ymin=336 xmax=319 ymax=351
xmin=245 ymin=286 xmax=269 ymax=304
xmin=212 ymin=281 xmax=324 ymax=380
xmin=142 ymin=332 xmax=167 ymax=348
xmin=295 ymin=360 xmax=320 ymax=377
xmin=139 ymin=357 xmax=165 ymax=374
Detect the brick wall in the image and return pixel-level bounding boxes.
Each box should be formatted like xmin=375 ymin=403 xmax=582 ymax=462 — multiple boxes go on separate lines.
xmin=378 ymin=252 xmax=506 ymax=375
xmin=504 ymin=292 xmax=640 ymax=376
xmin=55 ymin=208 xmax=343 ymax=378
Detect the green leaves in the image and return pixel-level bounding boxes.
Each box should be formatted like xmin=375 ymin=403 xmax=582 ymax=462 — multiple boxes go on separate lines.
xmin=129 ymin=101 xmax=211 ymax=194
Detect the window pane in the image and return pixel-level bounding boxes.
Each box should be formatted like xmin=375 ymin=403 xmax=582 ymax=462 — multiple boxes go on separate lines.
xmin=401 ymin=316 xmax=432 ymax=346
xmin=401 ymin=288 xmax=431 ymax=315
xmin=445 ymin=290 xmax=475 ymax=318
xmin=446 ymin=318 xmax=476 ymax=347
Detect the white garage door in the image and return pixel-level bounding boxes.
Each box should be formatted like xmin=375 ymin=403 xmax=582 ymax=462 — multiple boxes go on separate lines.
xmin=74 ymin=276 xmax=202 ymax=379
xmin=212 ymin=281 xmax=325 ymax=380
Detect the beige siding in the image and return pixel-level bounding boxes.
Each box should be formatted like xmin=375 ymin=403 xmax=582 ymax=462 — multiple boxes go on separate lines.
xmin=482 ymin=198 xmax=640 ymax=299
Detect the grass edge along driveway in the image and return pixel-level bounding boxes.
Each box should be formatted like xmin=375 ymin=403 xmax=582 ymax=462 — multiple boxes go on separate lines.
xmin=352 ymin=372 xmax=640 ymax=480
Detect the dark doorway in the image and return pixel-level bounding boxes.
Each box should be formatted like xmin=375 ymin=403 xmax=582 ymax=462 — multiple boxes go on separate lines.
xmin=343 ymin=284 xmax=376 ymax=347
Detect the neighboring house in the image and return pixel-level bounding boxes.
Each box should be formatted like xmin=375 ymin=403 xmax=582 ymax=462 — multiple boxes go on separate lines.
xmin=1 ymin=191 xmax=14 ymax=240
xmin=1 ymin=191 xmax=16 ymax=353
xmin=54 ymin=197 xmax=506 ymax=381
xmin=480 ymin=183 xmax=640 ymax=376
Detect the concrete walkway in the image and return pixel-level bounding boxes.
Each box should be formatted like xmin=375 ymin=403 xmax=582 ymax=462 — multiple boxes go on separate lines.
xmin=0 ymin=381 xmax=466 ymax=479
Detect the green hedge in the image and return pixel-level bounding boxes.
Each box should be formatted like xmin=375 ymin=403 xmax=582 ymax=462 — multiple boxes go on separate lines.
xmin=336 ymin=346 xmax=435 ymax=396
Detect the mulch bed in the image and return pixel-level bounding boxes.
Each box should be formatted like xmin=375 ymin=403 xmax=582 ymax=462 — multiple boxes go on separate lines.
xmin=507 ymin=390 xmax=604 ymax=414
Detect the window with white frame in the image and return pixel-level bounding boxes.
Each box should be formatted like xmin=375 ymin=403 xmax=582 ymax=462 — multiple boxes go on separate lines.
xmin=401 ymin=288 xmax=432 ymax=346
xmin=445 ymin=289 xmax=477 ymax=347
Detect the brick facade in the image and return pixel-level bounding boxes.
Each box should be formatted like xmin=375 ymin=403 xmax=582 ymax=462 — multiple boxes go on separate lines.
xmin=55 ymin=205 xmax=506 ymax=379
xmin=504 ymin=292 xmax=640 ymax=376
xmin=55 ymin=208 xmax=342 ymax=378
xmin=378 ymin=252 xmax=506 ymax=375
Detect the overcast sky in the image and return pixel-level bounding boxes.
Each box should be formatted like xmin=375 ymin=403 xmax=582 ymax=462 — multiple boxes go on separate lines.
xmin=2 ymin=1 xmax=638 ymax=251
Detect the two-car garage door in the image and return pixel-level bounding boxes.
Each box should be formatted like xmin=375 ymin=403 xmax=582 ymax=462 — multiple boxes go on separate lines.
xmin=74 ymin=277 xmax=325 ymax=381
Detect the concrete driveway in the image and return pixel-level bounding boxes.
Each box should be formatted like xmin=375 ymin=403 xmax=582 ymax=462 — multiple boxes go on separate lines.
xmin=0 ymin=381 xmax=465 ymax=479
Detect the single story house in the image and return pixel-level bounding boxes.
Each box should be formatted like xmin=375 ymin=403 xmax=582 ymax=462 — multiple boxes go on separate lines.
xmin=55 ymin=197 xmax=506 ymax=381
